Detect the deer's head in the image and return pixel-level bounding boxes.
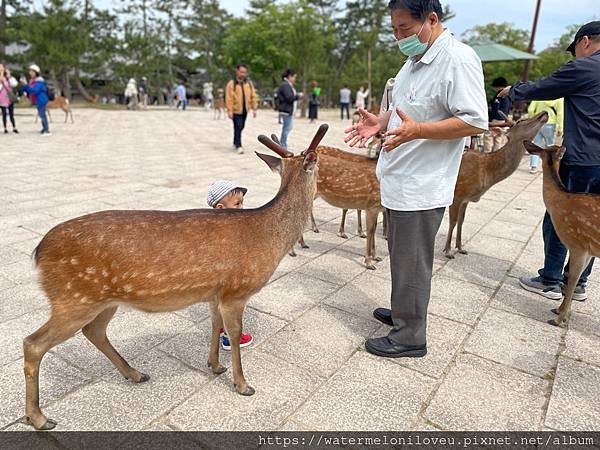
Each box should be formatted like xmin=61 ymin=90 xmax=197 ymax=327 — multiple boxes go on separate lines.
xmin=505 ymin=111 xmax=549 ymax=142
xmin=255 ymin=124 xmax=327 ymax=192
xmin=523 ymin=141 xmax=566 ymax=169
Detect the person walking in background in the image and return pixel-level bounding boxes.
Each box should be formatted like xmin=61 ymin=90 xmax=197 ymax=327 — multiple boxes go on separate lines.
xmin=139 ymin=76 xmax=148 ymax=109
xmin=0 ymin=63 xmax=19 ymax=134
xmin=308 ymin=80 xmax=320 ymax=123
xmin=175 ymin=82 xmax=187 ymax=110
xmin=21 ymin=64 xmax=50 ymax=135
xmin=528 ymin=98 xmax=564 ymax=174
xmin=277 ymin=68 xmax=302 ymax=149
xmin=483 ymin=77 xmax=512 ymax=152
xmin=355 ymin=86 xmax=370 ymax=111
xmin=225 ymin=64 xmax=257 ymax=154
xmin=124 ymin=78 xmax=138 ymax=110
xmin=340 ymin=85 xmax=351 ymax=119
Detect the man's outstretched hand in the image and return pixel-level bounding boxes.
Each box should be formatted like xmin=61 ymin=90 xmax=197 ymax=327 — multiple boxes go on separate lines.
xmin=343 ymin=108 xmax=381 ymax=148
xmin=381 ymin=108 xmax=423 ymax=152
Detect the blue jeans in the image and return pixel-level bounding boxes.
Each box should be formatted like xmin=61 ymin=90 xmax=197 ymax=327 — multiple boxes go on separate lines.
xmin=177 ymin=99 xmax=187 ymax=110
xmin=37 ymin=104 xmax=49 ymax=133
xmin=232 ymin=113 xmax=247 ymax=148
xmin=280 ymin=113 xmax=293 ymax=149
xmin=530 ymin=124 xmax=556 ymax=168
xmin=539 ymin=163 xmax=600 ymax=286
xmin=340 ymin=103 xmax=350 ymax=120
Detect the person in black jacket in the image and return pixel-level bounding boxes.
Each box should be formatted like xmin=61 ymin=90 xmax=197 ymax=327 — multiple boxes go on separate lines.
xmin=499 ymin=21 xmax=600 ymax=302
xmin=277 ymin=68 xmax=302 ymax=149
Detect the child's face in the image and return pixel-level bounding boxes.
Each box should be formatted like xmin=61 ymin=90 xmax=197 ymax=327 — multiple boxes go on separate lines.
xmin=215 ymin=191 xmax=244 ymax=209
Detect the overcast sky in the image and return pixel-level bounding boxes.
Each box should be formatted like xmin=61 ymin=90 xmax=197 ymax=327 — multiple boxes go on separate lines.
xmin=84 ymin=0 xmax=597 ymax=51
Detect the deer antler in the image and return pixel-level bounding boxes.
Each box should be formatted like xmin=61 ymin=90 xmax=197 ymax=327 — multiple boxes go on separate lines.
xmin=258 ymin=135 xmax=293 ymax=158
xmin=307 ymin=124 xmax=329 ymax=152
xmin=271 ymin=134 xmax=283 ymax=146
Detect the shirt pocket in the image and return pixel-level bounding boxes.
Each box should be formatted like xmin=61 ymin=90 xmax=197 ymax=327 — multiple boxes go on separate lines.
xmin=404 ymin=95 xmax=437 ymax=122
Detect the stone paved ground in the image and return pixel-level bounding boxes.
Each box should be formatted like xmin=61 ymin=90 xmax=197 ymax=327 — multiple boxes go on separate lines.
xmin=1 ymin=106 xmax=599 ymax=432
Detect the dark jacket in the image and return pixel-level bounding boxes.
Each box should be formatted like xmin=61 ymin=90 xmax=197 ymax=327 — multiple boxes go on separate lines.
xmin=510 ymin=50 xmax=600 ymax=166
xmin=490 ymin=93 xmax=511 ymax=121
xmin=277 ymin=80 xmax=299 ymax=115
xmin=23 ymin=76 xmax=49 ymax=107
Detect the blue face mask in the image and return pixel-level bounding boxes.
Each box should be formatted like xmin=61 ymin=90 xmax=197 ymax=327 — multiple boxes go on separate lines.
xmin=397 ymin=22 xmax=431 ymax=58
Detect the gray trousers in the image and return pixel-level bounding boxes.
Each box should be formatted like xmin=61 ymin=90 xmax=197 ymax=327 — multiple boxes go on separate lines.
xmin=387 ymin=207 xmax=445 ymax=346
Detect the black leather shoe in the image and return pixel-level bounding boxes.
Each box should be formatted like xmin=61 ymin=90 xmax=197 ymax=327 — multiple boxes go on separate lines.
xmin=365 ymin=336 xmax=427 ymax=358
xmin=373 ymin=308 xmax=393 ymax=326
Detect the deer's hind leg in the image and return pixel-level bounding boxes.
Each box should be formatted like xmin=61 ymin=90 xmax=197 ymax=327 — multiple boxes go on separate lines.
xmin=364 ymin=208 xmax=381 ymax=270
xmin=338 ymin=209 xmax=349 ymax=239
xmin=444 ymin=202 xmax=460 ymax=259
xmin=357 ymin=210 xmax=367 ymax=238
xmin=207 ymin=300 xmax=227 ymax=375
xmin=24 ymin=304 xmax=102 ymax=430
xmin=82 ymin=305 xmax=149 ymax=382
xmin=455 ymin=202 xmax=469 ymax=255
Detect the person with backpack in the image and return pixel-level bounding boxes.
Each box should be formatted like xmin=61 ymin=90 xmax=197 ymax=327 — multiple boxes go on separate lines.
xmin=0 ymin=63 xmax=19 ymax=134
xmin=21 ymin=64 xmax=50 ymax=135
xmin=225 ymin=64 xmax=257 ymax=154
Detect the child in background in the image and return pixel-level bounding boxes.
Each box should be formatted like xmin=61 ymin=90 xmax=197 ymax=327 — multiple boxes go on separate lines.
xmin=206 ymin=180 xmax=254 ymax=350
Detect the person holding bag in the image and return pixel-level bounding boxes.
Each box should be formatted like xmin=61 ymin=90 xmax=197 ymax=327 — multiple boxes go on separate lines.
xmin=0 ymin=63 xmax=19 ymax=134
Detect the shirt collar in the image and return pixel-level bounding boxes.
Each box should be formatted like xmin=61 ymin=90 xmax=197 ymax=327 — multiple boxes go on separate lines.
xmin=416 ymin=29 xmax=451 ymax=65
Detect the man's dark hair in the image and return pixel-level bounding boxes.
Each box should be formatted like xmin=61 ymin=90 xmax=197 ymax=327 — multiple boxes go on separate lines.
xmin=236 ymin=64 xmax=248 ymax=70
xmin=492 ymin=77 xmax=508 ymax=88
xmin=388 ymin=0 xmax=444 ymax=21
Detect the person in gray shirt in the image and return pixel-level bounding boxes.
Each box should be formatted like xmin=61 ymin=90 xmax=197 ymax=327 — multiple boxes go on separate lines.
xmin=340 ymin=85 xmax=351 ymax=120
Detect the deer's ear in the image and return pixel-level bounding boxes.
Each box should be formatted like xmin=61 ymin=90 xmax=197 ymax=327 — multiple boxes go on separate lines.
xmin=556 ymin=146 xmax=566 ymax=160
xmin=256 ymin=152 xmax=282 ymax=174
xmin=303 ymin=152 xmax=318 ymax=172
xmin=522 ymin=140 xmax=543 ymax=154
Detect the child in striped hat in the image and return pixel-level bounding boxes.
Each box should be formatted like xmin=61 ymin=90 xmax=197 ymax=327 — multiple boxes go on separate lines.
xmin=206 ymin=180 xmax=254 ymax=350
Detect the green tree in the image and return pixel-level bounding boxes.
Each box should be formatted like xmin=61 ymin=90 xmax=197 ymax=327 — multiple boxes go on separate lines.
xmin=530 ymin=24 xmax=579 ymax=80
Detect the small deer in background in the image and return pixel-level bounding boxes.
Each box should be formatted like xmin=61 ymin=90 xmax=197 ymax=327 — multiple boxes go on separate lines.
xmin=444 ymin=112 xmax=549 ymax=258
xmin=22 ymin=125 xmax=328 ymax=430
xmin=213 ymin=88 xmax=226 ymax=120
xmin=34 ymin=96 xmax=74 ymax=124
xmin=524 ymin=141 xmax=600 ymax=327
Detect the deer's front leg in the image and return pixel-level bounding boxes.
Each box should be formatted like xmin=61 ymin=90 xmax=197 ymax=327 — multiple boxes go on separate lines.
xmin=220 ymin=299 xmax=254 ymax=396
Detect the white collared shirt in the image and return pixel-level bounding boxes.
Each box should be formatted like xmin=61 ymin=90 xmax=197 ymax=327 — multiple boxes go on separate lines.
xmin=376 ymin=29 xmax=488 ymax=211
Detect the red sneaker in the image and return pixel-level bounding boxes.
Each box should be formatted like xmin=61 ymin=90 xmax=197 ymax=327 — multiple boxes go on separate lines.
xmin=219 ymin=328 xmax=254 ymax=351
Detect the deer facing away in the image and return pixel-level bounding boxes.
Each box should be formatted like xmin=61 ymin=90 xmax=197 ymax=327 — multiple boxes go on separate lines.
xmin=311 ymin=145 xmax=384 ymax=269
xmin=22 ymin=125 xmax=327 ymax=430
xmin=524 ymin=141 xmax=600 ymax=327
xmin=444 ymin=111 xmax=549 ymax=258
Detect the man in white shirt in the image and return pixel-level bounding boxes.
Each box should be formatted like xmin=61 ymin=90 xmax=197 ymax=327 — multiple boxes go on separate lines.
xmin=340 ymin=85 xmax=352 ymax=120
xmin=345 ymin=0 xmax=487 ymax=358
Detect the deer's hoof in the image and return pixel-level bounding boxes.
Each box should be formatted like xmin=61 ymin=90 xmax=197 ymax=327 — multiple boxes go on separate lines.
xmin=312 ymin=229 xmax=320 ymax=234
xmin=547 ymin=318 xmax=566 ymax=328
xmin=551 ymin=308 xmax=560 ymax=315
xmin=365 ymin=263 xmax=376 ymax=271
xmin=235 ymin=385 xmax=256 ymax=396
xmin=444 ymin=252 xmax=455 ymax=260
xmin=337 ymin=233 xmax=348 ymax=239
xmin=359 ymin=233 xmax=367 ymax=239
xmin=131 ymin=372 xmax=150 ymax=383
xmin=301 ymin=243 xmax=310 ymax=249
xmin=211 ymin=365 xmax=227 ymax=375
xmin=288 ymin=251 xmax=297 ymax=257
xmin=374 ymin=256 xmax=383 ymax=262
xmin=27 ymin=416 xmax=57 ymax=431
xmin=458 ymin=249 xmax=468 ymax=255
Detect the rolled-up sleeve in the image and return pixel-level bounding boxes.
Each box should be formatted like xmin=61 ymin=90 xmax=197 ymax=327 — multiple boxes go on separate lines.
xmin=447 ymin=61 xmax=488 ymax=131
xmin=510 ymin=61 xmax=578 ymax=102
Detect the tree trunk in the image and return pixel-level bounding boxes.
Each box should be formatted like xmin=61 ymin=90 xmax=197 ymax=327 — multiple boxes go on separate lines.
xmin=0 ymin=0 xmax=6 ymax=58
xmin=62 ymin=72 xmax=72 ymax=100
xmin=367 ymin=46 xmax=372 ymax=110
xmin=300 ymin=62 xmax=308 ymax=118
xmin=75 ymin=78 xmax=95 ymax=102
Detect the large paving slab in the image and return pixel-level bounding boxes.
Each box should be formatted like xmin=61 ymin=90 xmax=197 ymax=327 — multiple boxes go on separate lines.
xmin=1 ymin=107 xmax=599 ymax=431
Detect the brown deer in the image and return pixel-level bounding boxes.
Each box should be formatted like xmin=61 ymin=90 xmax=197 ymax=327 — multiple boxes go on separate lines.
xmin=312 ymin=145 xmax=384 ymax=269
xmin=523 ymin=141 xmax=600 ymax=327
xmin=213 ymin=89 xmax=226 ymax=120
xmin=22 ymin=125 xmax=328 ymax=430
xmin=34 ymin=96 xmax=74 ymax=124
xmin=444 ymin=111 xmax=549 ymax=258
